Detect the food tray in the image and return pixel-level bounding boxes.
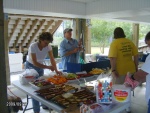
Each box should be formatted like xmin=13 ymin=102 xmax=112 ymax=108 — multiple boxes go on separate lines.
xmin=77 ymin=73 xmax=93 ymax=78
xmin=29 ymin=82 xmax=54 ymax=90
xmin=36 ymin=92 xmax=69 ymax=109
xmin=35 ymin=87 xmax=65 ymax=100
xmin=66 ymin=75 xmax=80 ymax=80
xmin=72 ymin=89 xmax=96 ymax=105
xmin=36 ymin=94 xmax=67 ymax=109
xmin=50 ymin=95 xmax=70 ymax=108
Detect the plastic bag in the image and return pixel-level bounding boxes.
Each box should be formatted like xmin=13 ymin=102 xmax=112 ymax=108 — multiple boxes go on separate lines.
xmin=22 ymin=69 xmax=39 ymax=77
xmin=96 ymin=70 xmax=112 ymax=82
xmin=19 ymin=69 xmax=39 ymax=85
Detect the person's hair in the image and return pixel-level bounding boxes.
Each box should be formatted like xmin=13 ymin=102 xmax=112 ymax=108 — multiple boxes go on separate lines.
xmin=38 ymin=32 xmax=53 ymax=43
xmin=114 ymin=27 xmax=126 ymax=39
xmin=145 ymin=32 xmax=150 ymax=42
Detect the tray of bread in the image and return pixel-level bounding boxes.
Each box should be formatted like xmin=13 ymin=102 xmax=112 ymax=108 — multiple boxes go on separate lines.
xmin=35 ymin=84 xmax=79 ymax=100
xmin=51 ymin=89 xmax=96 ymax=108
xmin=36 ymin=87 xmax=64 ymax=100
xmin=72 ymin=89 xmax=96 ymax=105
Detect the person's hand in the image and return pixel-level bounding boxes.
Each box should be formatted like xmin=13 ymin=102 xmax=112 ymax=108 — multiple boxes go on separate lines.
xmin=72 ymin=48 xmax=79 ymax=53
xmin=78 ymin=40 xmax=82 ymax=47
xmin=124 ymin=73 xmax=139 ymax=89
xmin=78 ymin=47 xmax=84 ymax=52
xmin=55 ymin=70 xmax=62 ymax=75
xmin=47 ymin=66 xmax=55 ymax=71
xmin=112 ymin=71 xmax=119 ymax=78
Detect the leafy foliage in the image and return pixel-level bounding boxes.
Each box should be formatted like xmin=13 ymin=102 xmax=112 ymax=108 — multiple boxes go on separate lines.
xmin=139 ymin=24 xmax=150 ymax=39
xmin=91 ymin=19 xmax=133 ymax=53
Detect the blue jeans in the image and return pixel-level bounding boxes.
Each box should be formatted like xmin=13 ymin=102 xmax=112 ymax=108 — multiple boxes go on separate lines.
xmin=25 ymin=61 xmax=44 ymax=77
xmin=25 ymin=61 xmax=44 ymax=113
xmin=148 ymin=100 xmax=150 ymax=113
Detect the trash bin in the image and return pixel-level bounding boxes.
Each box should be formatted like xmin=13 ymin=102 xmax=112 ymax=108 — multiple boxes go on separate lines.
xmin=52 ymin=45 xmax=58 ymax=58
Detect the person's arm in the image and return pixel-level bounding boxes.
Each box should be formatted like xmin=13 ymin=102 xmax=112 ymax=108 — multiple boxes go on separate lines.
xmin=48 ymin=50 xmax=62 ymax=75
xmin=132 ymin=42 xmax=139 ymax=72
xmin=109 ymin=57 xmax=119 ymax=77
xmin=132 ymin=57 xmax=150 ymax=82
xmin=60 ymin=42 xmax=79 ymax=57
xmin=64 ymin=48 xmax=79 ymax=56
xmin=31 ymin=53 xmax=54 ymax=70
xmin=134 ymin=55 xmax=139 ymax=72
xmin=132 ymin=69 xmax=148 ymax=83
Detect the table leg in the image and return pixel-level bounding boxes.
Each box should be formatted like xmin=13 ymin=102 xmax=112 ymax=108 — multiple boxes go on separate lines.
xmin=126 ymin=102 xmax=131 ymax=113
xmin=49 ymin=109 xmax=51 ymax=113
xmin=133 ymin=90 xmax=134 ymax=96
xmin=126 ymin=107 xmax=131 ymax=113
xmin=23 ymin=95 xmax=29 ymax=113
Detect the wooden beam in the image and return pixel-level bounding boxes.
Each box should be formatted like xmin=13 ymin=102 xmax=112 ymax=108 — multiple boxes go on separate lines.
xmin=43 ymin=20 xmax=54 ymax=32
xmin=8 ymin=18 xmax=21 ymax=44
xmin=9 ymin=47 xmax=28 ymax=52
xmin=27 ymin=19 xmax=46 ymax=48
xmin=50 ymin=20 xmax=63 ymax=34
xmin=132 ymin=23 xmax=139 ymax=47
xmin=8 ymin=14 xmax=72 ymax=20
xmin=18 ymin=43 xmax=22 ymax=52
xmin=14 ymin=19 xmax=30 ymax=47
xmin=21 ymin=19 xmax=38 ymax=46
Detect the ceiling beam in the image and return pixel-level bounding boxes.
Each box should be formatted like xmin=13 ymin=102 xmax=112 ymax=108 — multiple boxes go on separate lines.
xmin=14 ymin=18 xmax=30 ymax=47
xmin=50 ymin=20 xmax=63 ymax=34
xmin=8 ymin=14 xmax=72 ymax=20
xmin=27 ymin=19 xmax=46 ymax=48
xmin=21 ymin=19 xmax=38 ymax=46
xmin=8 ymin=18 xmax=21 ymax=44
xmin=42 ymin=20 xmax=54 ymax=32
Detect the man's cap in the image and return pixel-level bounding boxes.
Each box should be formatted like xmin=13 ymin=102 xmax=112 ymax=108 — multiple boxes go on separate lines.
xmin=63 ymin=28 xmax=73 ymax=34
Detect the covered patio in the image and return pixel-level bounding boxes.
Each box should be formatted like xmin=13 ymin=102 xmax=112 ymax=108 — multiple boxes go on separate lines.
xmin=0 ymin=0 xmax=150 ymax=112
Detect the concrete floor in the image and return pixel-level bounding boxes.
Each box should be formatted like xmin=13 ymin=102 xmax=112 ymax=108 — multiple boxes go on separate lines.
xmin=9 ymin=73 xmax=148 ymax=113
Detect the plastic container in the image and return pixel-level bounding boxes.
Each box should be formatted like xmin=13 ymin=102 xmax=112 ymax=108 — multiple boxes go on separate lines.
xmin=19 ymin=69 xmax=39 ymax=85
xmin=19 ymin=75 xmax=35 ymax=85
xmin=112 ymin=85 xmax=131 ymax=103
xmin=96 ymin=80 xmax=113 ymax=104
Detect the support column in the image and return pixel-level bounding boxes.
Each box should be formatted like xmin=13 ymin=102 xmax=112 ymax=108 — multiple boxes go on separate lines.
xmin=84 ymin=19 xmax=91 ymax=54
xmin=0 ymin=0 xmax=9 ymax=112
xmin=73 ymin=19 xmax=80 ymax=40
xmin=4 ymin=13 xmax=10 ymax=85
xmin=73 ymin=19 xmax=91 ymax=57
xmin=132 ymin=23 xmax=139 ymax=47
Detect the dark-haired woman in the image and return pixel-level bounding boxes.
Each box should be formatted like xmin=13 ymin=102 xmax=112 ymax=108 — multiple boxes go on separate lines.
xmin=26 ymin=32 xmax=61 ymax=113
xmin=108 ymin=27 xmax=138 ymax=84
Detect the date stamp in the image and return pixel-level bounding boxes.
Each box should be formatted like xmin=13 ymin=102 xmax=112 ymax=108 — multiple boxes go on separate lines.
xmin=7 ymin=102 xmax=27 ymax=106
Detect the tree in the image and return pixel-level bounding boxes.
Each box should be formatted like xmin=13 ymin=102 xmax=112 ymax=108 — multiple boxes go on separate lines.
xmin=91 ymin=20 xmax=114 ymax=53
xmin=91 ymin=19 xmax=132 ymax=54
xmin=139 ymin=24 xmax=150 ymax=40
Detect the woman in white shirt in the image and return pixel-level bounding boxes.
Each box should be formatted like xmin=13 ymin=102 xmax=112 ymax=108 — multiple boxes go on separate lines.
xmin=26 ymin=32 xmax=61 ymax=113
xmin=125 ymin=31 xmax=150 ymax=113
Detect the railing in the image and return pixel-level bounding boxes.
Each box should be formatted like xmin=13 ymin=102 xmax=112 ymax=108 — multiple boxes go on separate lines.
xmin=138 ymin=45 xmax=149 ymax=52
